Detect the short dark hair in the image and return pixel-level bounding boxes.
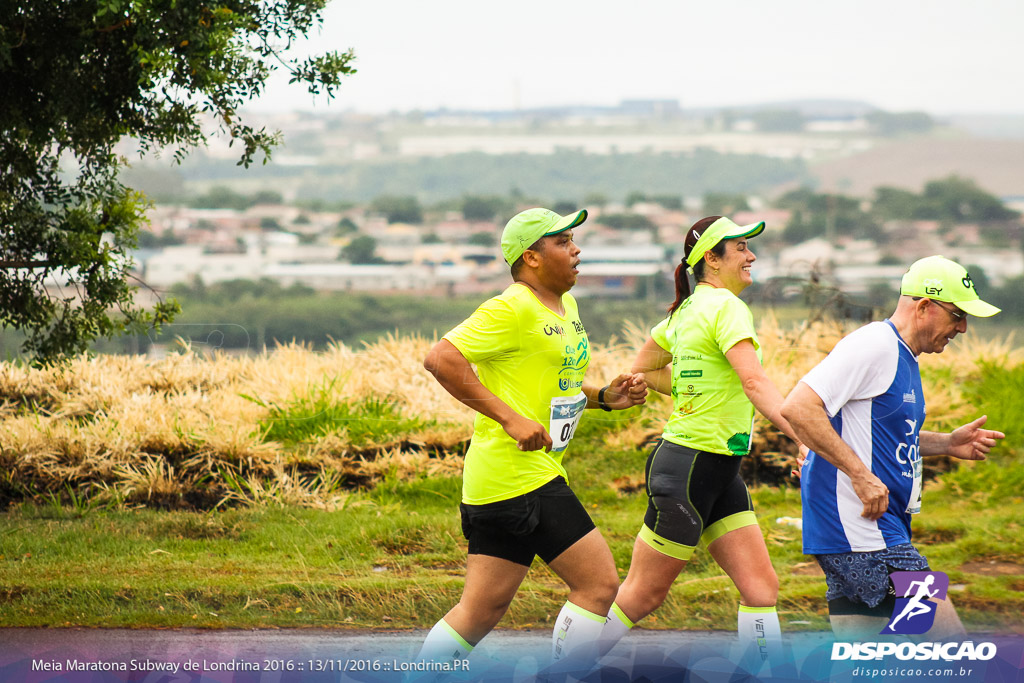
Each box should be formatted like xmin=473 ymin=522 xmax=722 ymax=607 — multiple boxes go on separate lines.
xmin=509 ymin=236 xmax=544 ymax=280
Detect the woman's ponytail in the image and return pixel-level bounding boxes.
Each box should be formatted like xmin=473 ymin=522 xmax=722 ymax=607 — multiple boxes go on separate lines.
xmin=668 ymin=262 xmax=693 ymax=315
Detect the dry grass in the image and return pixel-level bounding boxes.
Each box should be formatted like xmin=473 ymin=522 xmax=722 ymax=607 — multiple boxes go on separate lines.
xmin=1 ymin=323 xmax=1018 ymax=509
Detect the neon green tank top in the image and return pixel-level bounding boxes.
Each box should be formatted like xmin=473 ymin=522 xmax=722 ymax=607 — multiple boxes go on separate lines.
xmin=444 ymin=284 xmax=590 ymax=504
xmin=651 ymin=285 xmax=761 ymax=456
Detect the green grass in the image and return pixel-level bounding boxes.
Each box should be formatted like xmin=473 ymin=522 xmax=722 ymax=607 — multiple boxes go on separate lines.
xmin=246 ymin=378 xmax=433 ymax=449
xmin=2 ymin=451 xmax=1022 ymax=632
xmin=962 ymin=362 xmax=1024 ymax=455
xmin=2 ymin=354 xmax=1022 ymax=632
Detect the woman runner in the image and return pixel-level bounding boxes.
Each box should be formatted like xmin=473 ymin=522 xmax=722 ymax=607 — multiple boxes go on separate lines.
xmin=599 ymin=215 xmax=804 ymax=673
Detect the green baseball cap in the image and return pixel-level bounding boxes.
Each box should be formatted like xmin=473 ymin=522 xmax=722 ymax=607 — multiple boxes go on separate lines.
xmin=685 ymin=216 xmax=765 ymax=268
xmin=501 ymin=208 xmax=587 ymax=265
xmin=900 ymin=255 xmax=1000 ymax=317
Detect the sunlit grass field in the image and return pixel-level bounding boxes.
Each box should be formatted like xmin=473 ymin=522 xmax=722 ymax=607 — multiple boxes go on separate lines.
xmin=1 ymin=318 xmax=1022 ymax=632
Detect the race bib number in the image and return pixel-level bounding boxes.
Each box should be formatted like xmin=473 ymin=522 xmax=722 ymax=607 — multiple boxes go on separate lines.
xmin=549 ymin=392 xmax=587 ymax=452
xmin=905 ymin=458 xmax=923 ymax=515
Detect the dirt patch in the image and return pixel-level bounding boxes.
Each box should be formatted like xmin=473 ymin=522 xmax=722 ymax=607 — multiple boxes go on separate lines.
xmin=423 ymin=560 xmax=463 ymax=571
xmin=960 ymin=561 xmax=1024 ymax=576
xmin=376 ymin=529 xmax=431 ymax=555
xmin=611 ymin=475 xmax=645 ymax=495
xmin=913 ymin=527 xmax=963 ymax=544
xmin=0 ymin=586 xmax=29 ymax=603
xmin=788 ymin=561 xmax=825 ymax=577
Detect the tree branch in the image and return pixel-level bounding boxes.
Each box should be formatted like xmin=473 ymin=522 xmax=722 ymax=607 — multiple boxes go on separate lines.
xmin=0 ymin=260 xmax=55 ymax=269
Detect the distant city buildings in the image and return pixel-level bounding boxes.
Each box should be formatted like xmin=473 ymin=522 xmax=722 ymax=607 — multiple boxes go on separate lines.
xmin=135 ymin=201 xmax=1024 ymax=301
xmin=127 ymin=101 xmax=1024 ymax=299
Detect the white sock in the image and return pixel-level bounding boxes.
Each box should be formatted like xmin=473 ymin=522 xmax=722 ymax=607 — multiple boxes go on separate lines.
xmin=416 ymin=617 xmax=474 ymax=663
xmin=737 ymin=604 xmax=782 ymax=673
xmin=597 ymin=602 xmax=634 ymax=656
xmin=551 ymin=600 xmax=608 ymax=662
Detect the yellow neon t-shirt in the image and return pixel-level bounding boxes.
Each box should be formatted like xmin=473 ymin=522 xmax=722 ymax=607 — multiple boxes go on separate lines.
xmin=443 ymin=283 xmax=590 ymax=504
xmin=651 ymin=285 xmax=761 ymax=456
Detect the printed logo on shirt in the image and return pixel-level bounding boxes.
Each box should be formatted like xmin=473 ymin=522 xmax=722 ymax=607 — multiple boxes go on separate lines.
xmin=903 ymin=390 xmax=917 ymax=403
xmin=543 ymin=324 xmax=566 ymax=337
xmin=883 ymin=571 xmax=948 ymax=635
xmin=671 ymin=383 xmax=702 ymax=408
xmin=727 ymin=432 xmax=750 ymax=456
xmin=558 ymin=339 xmax=589 ymax=390
xmin=677 ymin=384 xmax=702 ymax=397
xmin=894 ymin=419 xmax=920 ymax=465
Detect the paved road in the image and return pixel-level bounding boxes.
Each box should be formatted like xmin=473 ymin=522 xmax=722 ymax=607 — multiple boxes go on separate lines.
xmin=1 ymin=628 xmax=1019 ymax=682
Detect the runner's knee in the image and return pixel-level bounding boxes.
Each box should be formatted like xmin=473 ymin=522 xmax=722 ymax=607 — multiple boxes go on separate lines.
xmin=739 ymin=570 xmax=779 ymax=607
xmin=567 ymin=567 xmax=619 ymax=613
xmin=619 ymin=575 xmax=671 ymax=618
xmin=458 ymin=596 xmax=513 ymax=630
xmin=592 ymin=568 xmax=620 ymax=606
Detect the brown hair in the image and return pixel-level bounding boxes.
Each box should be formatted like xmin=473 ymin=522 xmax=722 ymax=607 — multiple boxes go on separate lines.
xmin=668 ymin=216 xmax=727 ymax=316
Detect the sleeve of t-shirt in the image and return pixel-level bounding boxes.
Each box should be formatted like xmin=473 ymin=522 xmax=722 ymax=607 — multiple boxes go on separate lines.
xmin=650 ymin=316 xmax=672 ymax=351
xmin=713 ymin=295 xmax=760 ymax=354
xmin=799 ymin=322 xmax=900 ymax=417
xmin=442 ymin=296 xmax=520 ymax=363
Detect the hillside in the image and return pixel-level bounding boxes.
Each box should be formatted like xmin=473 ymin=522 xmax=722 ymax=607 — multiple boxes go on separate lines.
xmin=805 ymin=138 xmax=1024 ymax=198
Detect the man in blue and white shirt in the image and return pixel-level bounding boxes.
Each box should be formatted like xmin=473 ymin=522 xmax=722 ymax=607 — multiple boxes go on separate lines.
xmin=782 ymin=256 xmax=1004 ymax=640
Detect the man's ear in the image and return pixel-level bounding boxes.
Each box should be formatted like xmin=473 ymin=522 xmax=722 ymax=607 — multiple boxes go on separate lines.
xmin=521 ymin=244 xmax=543 ymax=268
xmin=914 ymin=297 xmax=931 ymax=318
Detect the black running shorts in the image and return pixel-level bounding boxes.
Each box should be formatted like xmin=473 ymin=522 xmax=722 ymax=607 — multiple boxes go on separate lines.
xmin=460 ymin=476 xmax=596 ymax=567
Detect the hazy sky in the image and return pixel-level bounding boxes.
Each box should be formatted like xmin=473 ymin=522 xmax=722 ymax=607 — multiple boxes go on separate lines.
xmin=250 ymin=0 xmax=1024 ymax=116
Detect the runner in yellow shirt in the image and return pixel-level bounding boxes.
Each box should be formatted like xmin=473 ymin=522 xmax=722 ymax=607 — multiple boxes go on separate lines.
xmin=415 ymin=207 xmax=647 ymax=670
xmin=598 ymin=216 xmax=805 ymax=674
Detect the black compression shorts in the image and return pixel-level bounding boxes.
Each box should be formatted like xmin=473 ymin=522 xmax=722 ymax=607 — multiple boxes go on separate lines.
xmin=640 ymin=439 xmax=757 ymax=560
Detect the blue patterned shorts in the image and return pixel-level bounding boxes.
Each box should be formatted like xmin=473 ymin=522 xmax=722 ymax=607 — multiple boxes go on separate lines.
xmin=815 ymin=543 xmax=929 ymax=607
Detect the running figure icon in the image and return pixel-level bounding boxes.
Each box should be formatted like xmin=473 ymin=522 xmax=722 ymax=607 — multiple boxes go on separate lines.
xmin=888 ymin=574 xmax=939 ymax=632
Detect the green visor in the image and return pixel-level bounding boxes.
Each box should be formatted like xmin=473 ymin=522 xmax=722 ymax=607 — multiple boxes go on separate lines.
xmin=685 ymin=217 xmax=765 ymax=268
